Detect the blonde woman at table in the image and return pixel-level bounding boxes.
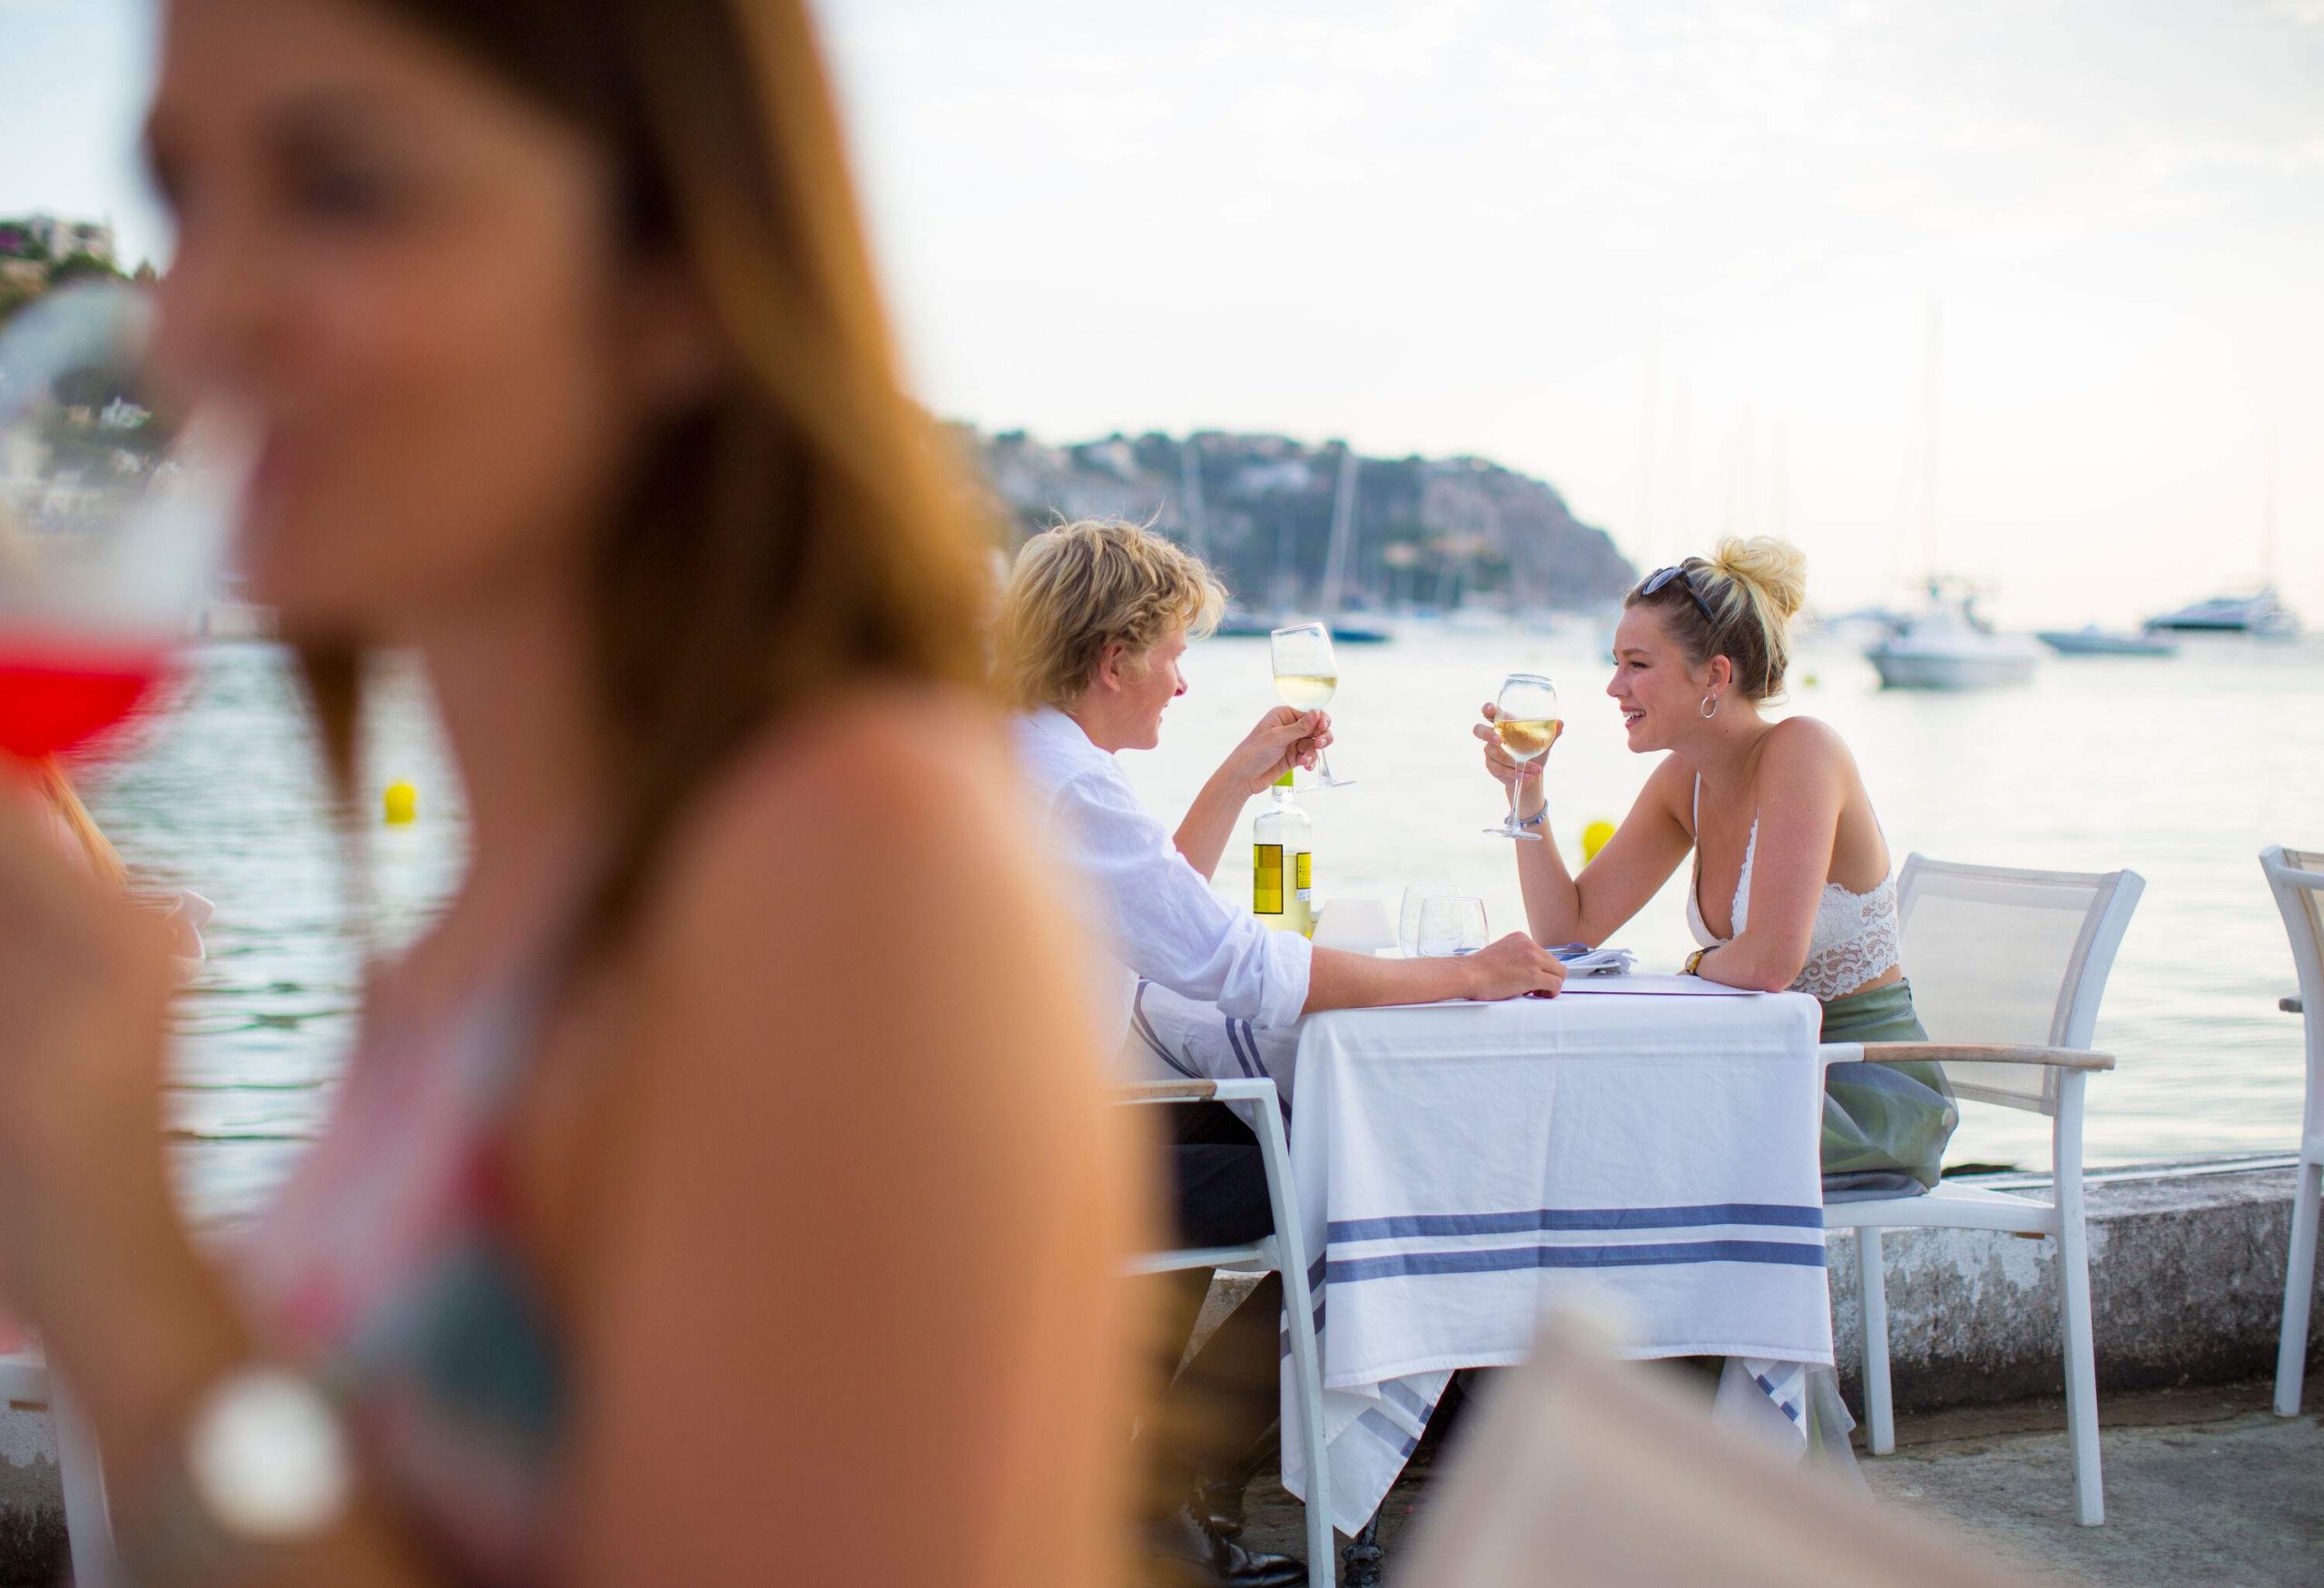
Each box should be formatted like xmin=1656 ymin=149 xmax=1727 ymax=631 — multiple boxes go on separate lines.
xmin=1475 ymin=538 xmax=1957 ymax=1198
xmin=998 ymin=518 xmax=1564 ymax=1587
xmin=0 ymin=2 xmax=1138 ymax=1584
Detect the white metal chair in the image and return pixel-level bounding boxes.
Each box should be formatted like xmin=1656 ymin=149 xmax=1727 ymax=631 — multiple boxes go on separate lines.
xmin=2260 ymin=844 xmax=2324 ymax=1416
xmin=1822 ymin=854 xmax=2142 ymax=1528
xmin=0 ymin=1347 xmax=114 ymax=1583
xmin=1119 ymin=1077 xmax=1334 ymax=1588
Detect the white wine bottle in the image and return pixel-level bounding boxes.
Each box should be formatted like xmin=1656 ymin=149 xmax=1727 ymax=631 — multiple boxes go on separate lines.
xmin=1253 ymin=771 xmax=1315 ymax=937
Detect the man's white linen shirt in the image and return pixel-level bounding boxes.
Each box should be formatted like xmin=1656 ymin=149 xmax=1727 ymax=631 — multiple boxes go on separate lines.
xmin=1011 ymin=706 xmax=1313 ymax=1060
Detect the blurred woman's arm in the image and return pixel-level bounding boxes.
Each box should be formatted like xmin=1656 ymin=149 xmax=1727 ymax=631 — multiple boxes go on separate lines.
xmin=566 ymin=695 xmax=1139 ymax=1586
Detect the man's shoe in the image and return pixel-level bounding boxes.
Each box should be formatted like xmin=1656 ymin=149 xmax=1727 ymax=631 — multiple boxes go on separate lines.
xmin=1196 ymin=1475 xmax=1247 ymax=1541
xmin=1144 ymin=1501 xmax=1306 ymax=1588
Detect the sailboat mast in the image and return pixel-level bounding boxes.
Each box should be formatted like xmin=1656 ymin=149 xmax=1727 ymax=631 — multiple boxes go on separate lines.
xmin=2261 ymin=422 xmax=2279 ymax=588
xmin=1319 ymin=442 xmax=1358 ymax=623
xmin=1919 ymin=293 xmax=1943 ymax=589
xmin=1178 ymin=434 xmax=1210 ymax=565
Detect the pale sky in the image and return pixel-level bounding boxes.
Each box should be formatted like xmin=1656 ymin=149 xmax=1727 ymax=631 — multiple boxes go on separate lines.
xmin=5 ymin=0 xmax=2320 ymax=623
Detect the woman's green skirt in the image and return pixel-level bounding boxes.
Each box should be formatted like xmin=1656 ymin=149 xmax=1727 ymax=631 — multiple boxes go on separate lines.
xmin=1818 ymin=979 xmax=1957 ymax=1198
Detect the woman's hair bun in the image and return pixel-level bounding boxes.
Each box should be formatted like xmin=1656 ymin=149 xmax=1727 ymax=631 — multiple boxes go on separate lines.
xmin=1708 ymin=536 xmax=1808 ymax=626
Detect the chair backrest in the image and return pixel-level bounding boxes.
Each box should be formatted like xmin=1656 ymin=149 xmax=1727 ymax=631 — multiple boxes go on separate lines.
xmin=2260 ymin=845 xmax=2324 ymax=1138
xmin=1895 ymin=855 xmax=2144 ymax=1115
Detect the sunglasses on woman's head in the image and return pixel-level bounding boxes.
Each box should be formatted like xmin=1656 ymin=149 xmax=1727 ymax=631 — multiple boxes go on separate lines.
xmin=1640 ymin=565 xmax=1718 ymax=629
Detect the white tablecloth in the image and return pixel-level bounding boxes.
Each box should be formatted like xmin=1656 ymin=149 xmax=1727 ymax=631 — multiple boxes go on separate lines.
xmin=1278 ymin=987 xmax=1831 ymax=1533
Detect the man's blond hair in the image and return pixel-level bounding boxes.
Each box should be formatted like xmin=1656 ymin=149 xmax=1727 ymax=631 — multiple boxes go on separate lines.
xmin=994 ymin=519 xmax=1227 ymax=711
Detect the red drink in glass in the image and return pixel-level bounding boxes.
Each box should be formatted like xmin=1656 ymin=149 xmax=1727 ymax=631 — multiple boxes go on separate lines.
xmin=0 ymin=637 xmax=167 ymax=760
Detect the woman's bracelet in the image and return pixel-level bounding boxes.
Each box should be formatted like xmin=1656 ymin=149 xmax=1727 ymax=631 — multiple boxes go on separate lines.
xmin=1514 ymin=804 xmax=1548 ymax=830
xmin=1683 ymin=947 xmax=1708 ymax=977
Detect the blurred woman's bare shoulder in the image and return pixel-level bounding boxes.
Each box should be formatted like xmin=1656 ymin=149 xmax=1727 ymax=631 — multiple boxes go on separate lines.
xmin=682 ymin=683 xmax=1013 ymax=865
xmin=631 ymin=679 xmax=1071 ymax=1036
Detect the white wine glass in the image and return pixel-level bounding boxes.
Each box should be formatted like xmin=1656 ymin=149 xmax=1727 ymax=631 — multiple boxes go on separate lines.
xmin=0 ymin=281 xmax=243 ymax=767
xmin=1485 ymin=671 xmax=1561 ymax=841
xmin=1269 ymin=621 xmax=1353 ymax=788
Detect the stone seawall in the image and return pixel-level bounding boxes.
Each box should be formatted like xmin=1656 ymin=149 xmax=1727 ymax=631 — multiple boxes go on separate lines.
xmin=1827 ymin=1155 xmax=2319 ymax=1408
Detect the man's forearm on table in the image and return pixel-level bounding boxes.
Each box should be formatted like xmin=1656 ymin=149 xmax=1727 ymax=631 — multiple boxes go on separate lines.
xmin=1305 ymin=945 xmax=1472 ymax=1013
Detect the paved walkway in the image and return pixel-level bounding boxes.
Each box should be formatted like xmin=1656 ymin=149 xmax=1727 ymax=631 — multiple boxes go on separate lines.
xmin=1239 ymin=1377 xmax=2323 ymax=1586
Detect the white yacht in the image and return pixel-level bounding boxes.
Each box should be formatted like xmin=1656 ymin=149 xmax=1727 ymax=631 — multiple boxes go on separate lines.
xmin=1865 ymin=588 xmax=2041 ymax=690
xmin=2143 ymin=587 xmax=2303 ymax=639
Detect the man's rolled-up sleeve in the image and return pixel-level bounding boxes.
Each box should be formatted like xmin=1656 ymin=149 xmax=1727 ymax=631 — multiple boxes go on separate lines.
xmin=1050 ymin=771 xmax=1312 ymax=1031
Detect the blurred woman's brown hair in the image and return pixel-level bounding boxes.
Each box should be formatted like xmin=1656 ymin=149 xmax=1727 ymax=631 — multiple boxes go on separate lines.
xmin=307 ymin=0 xmax=992 ymax=943
xmin=29 ymin=759 xmax=127 ymax=887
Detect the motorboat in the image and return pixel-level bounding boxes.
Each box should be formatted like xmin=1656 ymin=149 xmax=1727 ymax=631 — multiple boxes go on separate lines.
xmin=2035 ymin=626 xmax=2178 ymax=658
xmin=1865 ymin=589 xmax=2040 ymax=690
xmin=2142 ymin=588 xmax=2302 ymax=638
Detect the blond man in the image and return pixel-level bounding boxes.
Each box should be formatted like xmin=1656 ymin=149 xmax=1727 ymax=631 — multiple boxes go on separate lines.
xmin=996 ymin=519 xmax=1561 ymax=1587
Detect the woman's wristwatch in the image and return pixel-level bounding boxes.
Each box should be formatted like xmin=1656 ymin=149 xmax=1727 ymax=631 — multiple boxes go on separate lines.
xmin=1683 ymin=947 xmax=1709 ymax=977
xmin=118 ymin=1366 xmax=354 ymax=1583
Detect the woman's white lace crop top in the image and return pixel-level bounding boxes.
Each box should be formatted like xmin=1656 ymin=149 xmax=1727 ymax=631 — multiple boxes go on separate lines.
xmin=1684 ymin=779 xmax=1902 ymax=1001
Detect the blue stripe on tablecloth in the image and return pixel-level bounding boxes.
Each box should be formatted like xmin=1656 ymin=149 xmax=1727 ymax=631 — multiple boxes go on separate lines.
xmin=1358 ymin=1409 xmax=1420 ymax=1459
xmin=1381 ymin=1378 xmax=1437 ymax=1424
xmin=1226 ymin=1019 xmax=1264 ymax=1079
xmin=1755 ymin=1372 xmax=1805 ymax=1423
xmin=1130 ymin=982 xmax=1197 ymax=1079
xmin=1328 ymin=1238 xmax=1827 ymax=1284
xmin=1328 ymin=1203 xmax=1824 ymax=1242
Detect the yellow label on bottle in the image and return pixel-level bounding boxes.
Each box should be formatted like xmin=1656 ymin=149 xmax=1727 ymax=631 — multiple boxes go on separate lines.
xmin=1294 ymin=850 xmax=1312 ymax=901
xmin=1254 ymin=843 xmax=1285 ymax=914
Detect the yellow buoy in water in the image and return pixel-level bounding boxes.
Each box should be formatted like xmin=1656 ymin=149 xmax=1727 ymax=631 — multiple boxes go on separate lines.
xmin=383 ymin=780 xmax=419 ymax=826
xmin=1582 ymin=819 xmax=1617 ymax=863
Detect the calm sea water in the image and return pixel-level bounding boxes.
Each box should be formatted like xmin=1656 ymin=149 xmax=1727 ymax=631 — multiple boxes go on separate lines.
xmin=91 ymin=629 xmax=2319 ymax=1226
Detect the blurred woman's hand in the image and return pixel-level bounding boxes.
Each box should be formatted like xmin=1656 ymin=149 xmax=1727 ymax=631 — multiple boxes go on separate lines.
xmin=1218 ymin=706 xmax=1332 ymax=796
xmin=0 ymin=784 xmax=181 ymax=1327
xmin=1472 ymin=703 xmax=1545 ymax=804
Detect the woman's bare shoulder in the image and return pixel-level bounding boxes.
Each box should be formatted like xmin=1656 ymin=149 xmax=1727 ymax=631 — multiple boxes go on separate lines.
xmin=1759 ymin=715 xmax=1856 ymax=777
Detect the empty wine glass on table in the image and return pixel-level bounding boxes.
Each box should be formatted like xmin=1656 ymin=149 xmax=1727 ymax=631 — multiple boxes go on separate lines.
xmin=0 ymin=282 xmax=241 ymax=768
xmin=1485 ymin=671 xmax=1561 ymax=841
xmin=1399 ymin=882 xmax=1460 ymax=959
xmin=1269 ymin=620 xmax=1353 ymax=788
xmin=1415 ymin=894 xmax=1489 ymax=957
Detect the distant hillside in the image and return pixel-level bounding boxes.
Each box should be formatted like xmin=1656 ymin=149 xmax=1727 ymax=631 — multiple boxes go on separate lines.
xmin=959 ymin=428 xmax=1638 ymax=614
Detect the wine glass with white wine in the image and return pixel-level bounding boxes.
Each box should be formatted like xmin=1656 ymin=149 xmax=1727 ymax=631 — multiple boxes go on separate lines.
xmin=1268 ymin=621 xmax=1352 ymax=788
xmin=1486 ymin=671 xmax=1560 ymax=840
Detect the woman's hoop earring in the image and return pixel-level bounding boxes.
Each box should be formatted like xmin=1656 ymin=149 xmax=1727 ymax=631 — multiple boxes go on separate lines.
xmin=1699 ymin=694 xmax=1720 ymax=719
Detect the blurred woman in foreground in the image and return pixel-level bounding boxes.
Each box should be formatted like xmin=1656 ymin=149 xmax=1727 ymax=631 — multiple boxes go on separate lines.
xmin=0 ymin=1 xmax=1137 ymax=1583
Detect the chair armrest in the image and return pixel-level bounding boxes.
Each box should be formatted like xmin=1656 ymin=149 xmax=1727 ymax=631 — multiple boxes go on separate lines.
xmin=1117 ymin=1080 xmax=1219 ymax=1104
xmin=1858 ymin=1041 xmax=2114 ymax=1072
xmin=2284 ymin=997 xmax=2304 ymax=1015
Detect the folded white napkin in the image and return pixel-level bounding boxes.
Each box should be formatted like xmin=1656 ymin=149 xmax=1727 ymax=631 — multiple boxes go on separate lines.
xmin=1550 ymin=942 xmax=1637 ymax=976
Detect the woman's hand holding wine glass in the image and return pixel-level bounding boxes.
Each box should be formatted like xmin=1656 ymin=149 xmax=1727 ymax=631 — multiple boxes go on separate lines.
xmin=1481 ymin=673 xmax=1560 ymax=841
xmin=1472 ymin=703 xmax=1547 ymax=805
